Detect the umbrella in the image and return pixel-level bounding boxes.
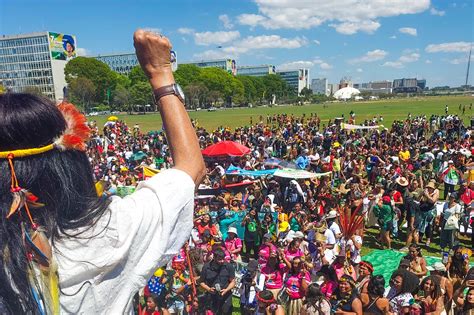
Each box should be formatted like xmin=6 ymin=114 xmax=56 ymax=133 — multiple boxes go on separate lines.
xmin=202 ymin=141 xmax=251 ymax=158
xmin=130 ymin=151 xmax=147 ymax=161
xmin=107 ymin=116 xmax=119 ymax=121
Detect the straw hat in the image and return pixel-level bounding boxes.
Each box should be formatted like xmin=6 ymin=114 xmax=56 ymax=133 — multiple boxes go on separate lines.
xmin=425 ymin=182 xmax=436 ymax=190
xmin=395 ymin=177 xmax=409 ymax=187
xmin=314 ymin=232 xmax=327 ymax=243
xmin=325 ymin=210 xmax=339 ymax=219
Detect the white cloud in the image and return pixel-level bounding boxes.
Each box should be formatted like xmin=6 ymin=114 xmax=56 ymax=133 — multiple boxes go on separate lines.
xmin=278 ymin=58 xmax=332 ymax=71
xmin=349 ymin=49 xmax=388 ymax=63
xmin=237 ymin=0 xmax=430 ymax=34
xmin=425 ymin=41 xmax=473 ymax=53
xmin=430 ymin=7 xmax=445 ymax=16
xmin=330 ymin=20 xmax=380 ymax=35
xmin=194 ymin=31 xmax=240 ymax=46
xmin=383 ymin=51 xmax=420 ymax=68
xmin=76 ymin=47 xmax=90 ymax=56
xmin=356 ymin=68 xmax=363 ymax=72
xmin=390 ymin=35 xmax=397 ymax=39
xmin=425 ymin=59 xmax=432 ymax=64
xmin=320 ymin=62 xmax=332 ymax=70
xmin=314 ymin=39 xmax=320 ymax=45
xmin=383 ymin=61 xmax=404 ymax=68
xmin=219 ymin=14 xmax=234 ymax=29
xmin=448 ymin=55 xmax=474 ymax=65
xmin=399 ymin=27 xmax=417 ymax=36
xmin=193 ymin=35 xmax=307 ymax=59
xmin=177 ymin=27 xmax=194 ymax=35
xmin=399 ymin=52 xmax=420 ymax=63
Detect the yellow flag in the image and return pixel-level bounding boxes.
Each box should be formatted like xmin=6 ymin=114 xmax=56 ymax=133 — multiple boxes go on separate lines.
xmin=95 ymin=180 xmax=105 ymax=197
xmin=143 ymin=166 xmax=160 ymax=179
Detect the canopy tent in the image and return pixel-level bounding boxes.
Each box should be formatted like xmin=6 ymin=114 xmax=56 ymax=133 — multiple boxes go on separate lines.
xmin=202 ymin=141 xmax=251 ymax=158
xmin=333 ymin=87 xmax=360 ymax=100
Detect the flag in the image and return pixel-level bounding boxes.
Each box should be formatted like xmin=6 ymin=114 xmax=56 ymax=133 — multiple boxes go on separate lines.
xmin=95 ymin=180 xmax=106 ymax=197
xmin=143 ymin=166 xmax=160 ymax=179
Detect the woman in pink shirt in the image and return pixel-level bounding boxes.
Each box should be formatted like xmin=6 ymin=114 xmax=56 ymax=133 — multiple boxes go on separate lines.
xmin=258 ymin=233 xmax=277 ymax=267
xmin=285 ymin=257 xmax=310 ymax=315
xmin=224 ymin=227 xmax=242 ymax=262
xmin=261 ymin=250 xmax=288 ymax=299
xmin=284 ymin=239 xmax=304 ymax=263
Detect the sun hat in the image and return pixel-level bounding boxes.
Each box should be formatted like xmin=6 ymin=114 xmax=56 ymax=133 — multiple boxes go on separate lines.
xmin=325 ymin=210 xmax=339 ymax=219
xmin=425 ymin=182 xmax=436 ymax=190
xmin=396 ymin=177 xmax=409 ymax=187
xmin=228 ymin=227 xmax=238 ymax=235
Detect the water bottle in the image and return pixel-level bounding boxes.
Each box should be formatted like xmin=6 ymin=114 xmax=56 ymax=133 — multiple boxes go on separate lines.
xmin=442 ymin=251 xmax=449 ymax=264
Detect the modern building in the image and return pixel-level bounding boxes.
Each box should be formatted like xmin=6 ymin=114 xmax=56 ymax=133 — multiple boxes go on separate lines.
xmin=237 ymin=64 xmax=275 ymax=77
xmin=393 ymin=78 xmax=425 ymax=93
xmin=94 ymin=53 xmax=139 ymax=74
xmin=328 ymin=83 xmax=340 ymax=95
xmin=417 ymin=79 xmax=427 ymax=90
xmin=276 ymin=68 xmax=309 ymax=95
xmin=311 ymin=78 xmax=329 ymax=96
xmin=0 ymin=31 xmax=77 ymax=101
xmin=183 ymin=59 xmax=236 ymax=75
xmin=339 ymin=77 xmax=353 ymax=89
xmin=355 ymin=80 xmax=392 ymax=94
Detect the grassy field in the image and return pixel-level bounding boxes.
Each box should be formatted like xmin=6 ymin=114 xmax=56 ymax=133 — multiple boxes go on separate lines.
xmin=90 ymin=95 xmax=473 ymax=131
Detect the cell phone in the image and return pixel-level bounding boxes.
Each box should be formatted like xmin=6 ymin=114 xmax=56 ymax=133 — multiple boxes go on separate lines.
xmin=170 ymin=50 xmax=177 ymax=72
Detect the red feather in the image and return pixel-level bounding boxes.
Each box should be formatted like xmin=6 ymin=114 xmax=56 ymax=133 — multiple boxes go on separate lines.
xmin=56 ymin=102 xmax=90 ymax=151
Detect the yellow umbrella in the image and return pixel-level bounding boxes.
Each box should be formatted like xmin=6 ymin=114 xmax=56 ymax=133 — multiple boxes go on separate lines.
xmin=107 ymin=116 xmax=119 ymax=121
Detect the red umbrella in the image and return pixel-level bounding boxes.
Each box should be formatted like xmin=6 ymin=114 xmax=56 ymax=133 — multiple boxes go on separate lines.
xmin=201 ymin=141 xmax=251 ymax=158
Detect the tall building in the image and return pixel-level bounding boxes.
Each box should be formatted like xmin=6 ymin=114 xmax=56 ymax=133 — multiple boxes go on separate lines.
xmin=311 ymin=78 xmax=329 ymax=96
xmin=182 ymin=59 xmax=237 ymax=75
xmin=0 ymin=31 xmax=77 ymax=100
xmin=237 ymin=64 xmax=275 ymax=77
xmin=277 ymin=68 xmax=309 ymax=95
xmin=328 ymin=83 xmax=339 ymax=95
xmin=392 ymin=78 xmax=425 ymax=93
xmin=94 ymin=53 xmax=139 ymax=74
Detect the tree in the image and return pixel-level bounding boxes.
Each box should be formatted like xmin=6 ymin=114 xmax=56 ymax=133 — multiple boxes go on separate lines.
xmin=130 ymin=81 xmax=153 ymax=112
xmin=300 ymin=87 xmax=313 ymax=101
xmin=64 ymin=57 xmax=117 ymax=103
xmin=68 ymin=77 xmax=95 ymax=112
xmin=183 ymin=83 xmax=208 ymax=109
xmin=129 ymin=65 xmax=148 ymax=86
xmin=174 ymin=64 xmax=202 ymax=88
xmin=113 ymin=84 xmax=132 ymax=111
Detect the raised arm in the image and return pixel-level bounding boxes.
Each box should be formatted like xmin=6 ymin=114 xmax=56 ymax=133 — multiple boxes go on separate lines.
xmin=133 ymin=30 xmax=205 ymax=185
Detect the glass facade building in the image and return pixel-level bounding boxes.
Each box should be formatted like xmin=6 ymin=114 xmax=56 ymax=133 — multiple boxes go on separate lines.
xmin=277 ymin=68 xmax=310 ymax=95
xmin=0 ymin=33 xmax=55 ymax=99
xmin=94 ymin=53 xmax=139 ymax=74
xmin=237 ymin=65 xmax=275 ymax=77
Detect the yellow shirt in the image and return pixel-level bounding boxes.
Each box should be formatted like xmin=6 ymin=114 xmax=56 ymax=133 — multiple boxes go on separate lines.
xmin=399 ymin=150 xmax=410 ymax=161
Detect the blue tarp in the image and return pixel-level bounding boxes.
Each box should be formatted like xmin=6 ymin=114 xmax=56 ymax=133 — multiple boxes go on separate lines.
xmin=226 ymin=165 xmax=277 ymax=177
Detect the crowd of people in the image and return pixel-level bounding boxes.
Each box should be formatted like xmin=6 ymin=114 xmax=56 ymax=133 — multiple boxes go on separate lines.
xmin=87 ymin=108 xmax=474 ymax=315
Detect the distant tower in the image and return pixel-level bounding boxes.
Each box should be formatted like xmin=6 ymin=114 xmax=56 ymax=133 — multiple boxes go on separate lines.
xmin=465 ymin=45 xmax=472 ymax=88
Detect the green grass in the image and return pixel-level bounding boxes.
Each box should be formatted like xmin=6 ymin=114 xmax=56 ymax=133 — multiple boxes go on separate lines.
xmin=90 ymin=95 xmax=474 ymax=131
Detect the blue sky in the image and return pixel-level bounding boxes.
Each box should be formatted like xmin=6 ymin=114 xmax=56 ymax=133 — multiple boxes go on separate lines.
xmin=1 ymin=0 xmax=472 ymax=87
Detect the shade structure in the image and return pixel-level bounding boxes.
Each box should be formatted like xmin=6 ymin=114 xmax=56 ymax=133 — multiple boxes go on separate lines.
xmin=202 ymin=141 xmax=251 ymax=158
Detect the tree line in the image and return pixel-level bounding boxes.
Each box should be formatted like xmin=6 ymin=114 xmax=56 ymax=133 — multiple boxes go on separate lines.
xmin=62 ymin=57 xmax=307 ymax=113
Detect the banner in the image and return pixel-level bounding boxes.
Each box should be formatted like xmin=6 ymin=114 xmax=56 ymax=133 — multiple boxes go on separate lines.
xmin=48 ymin=32 xmax=77 ymax=61
xmin=342 ymin=123 xmax=382 ymax=130
xmin=273 ymin=168 xmax=331 ymax=179
xmin=226 ymin=165 xmax=276 ymax=177
xmin=143 ymin=166 xmax=160 ymax=179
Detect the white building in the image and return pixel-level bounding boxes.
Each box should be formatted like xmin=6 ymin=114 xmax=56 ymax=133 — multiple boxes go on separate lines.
xmin=0 ymin=31 xmax=77 ymax=101
xmin=276 ymin=68 xmax=310 ymax=95
xmin=333 ymin=87 xmax=360 ymax=100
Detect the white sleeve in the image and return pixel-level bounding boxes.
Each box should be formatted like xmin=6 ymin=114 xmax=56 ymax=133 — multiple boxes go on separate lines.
xmin=113 ymin=169 xmax=195 ymax=281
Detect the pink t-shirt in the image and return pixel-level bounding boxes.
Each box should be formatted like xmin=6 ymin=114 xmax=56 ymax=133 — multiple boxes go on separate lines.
xmin=284 ymin=248 xmax=304 ymax=263
xmin=261 ymin=263 xmax=287 ymax=290
xmin=224 ymin=238 xmax=242 ymax=260
xmin=258 ymin=244 xmax=277 ymax=267
xmin=321 ymin=280 xmax=337 ymax=299
xmin=285 ymin=271 xmax=310 ymax=299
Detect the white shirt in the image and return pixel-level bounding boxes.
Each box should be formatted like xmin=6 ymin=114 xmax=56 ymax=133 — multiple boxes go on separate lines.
xmin=329 ymin=221 xmax=341 ymax=238
xmin=324 ymin=229 xmax=336 ymax=246
xmin=54 ymin=169 xmax=195 ymax=314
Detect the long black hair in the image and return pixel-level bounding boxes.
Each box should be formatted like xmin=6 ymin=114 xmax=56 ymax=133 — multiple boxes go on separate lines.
xmin=367 ymin=275 xmax=386 ymax=297
xmin=303 ymin=283 xmax=329 ymax=312
xmin=0 ymin=93 xmax=110 ymax=314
